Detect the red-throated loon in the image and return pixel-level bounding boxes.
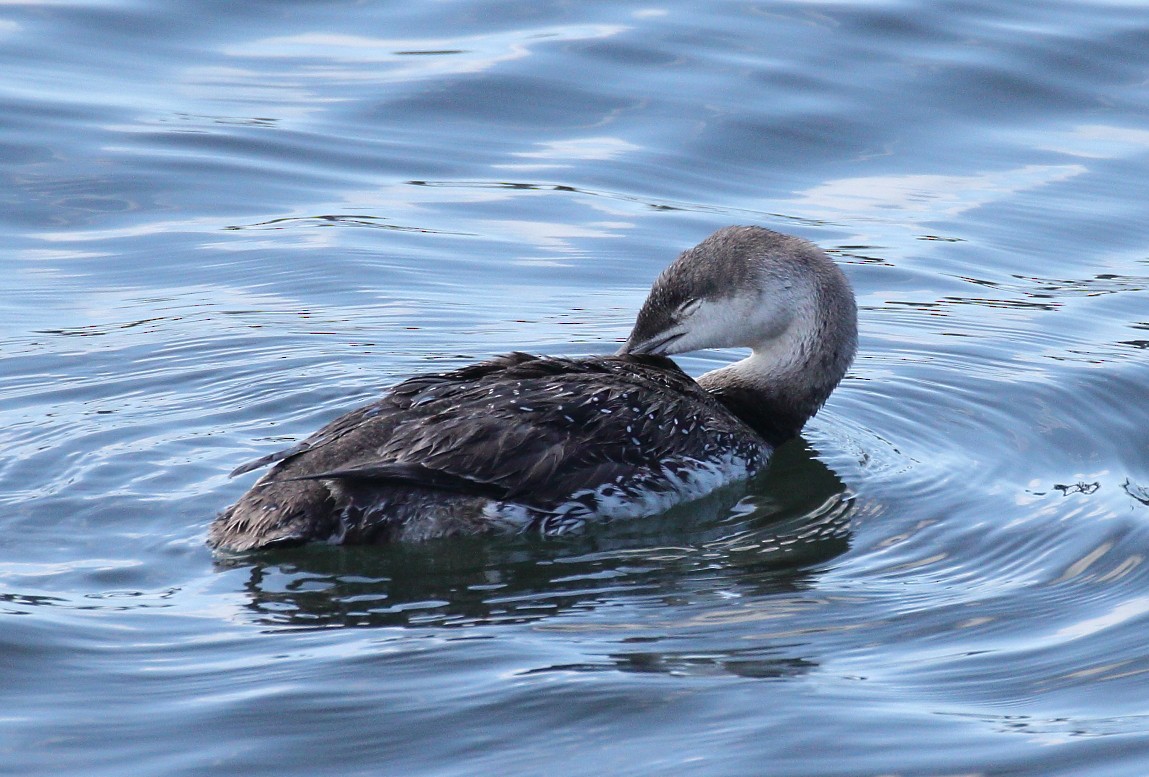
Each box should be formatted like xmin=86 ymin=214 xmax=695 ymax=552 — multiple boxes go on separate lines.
xmin=209 ymin=226 xmax=857 ymax=551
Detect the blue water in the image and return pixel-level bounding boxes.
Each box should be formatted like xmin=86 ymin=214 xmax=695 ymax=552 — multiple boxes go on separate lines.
xmin=3 ymin=1 xmax=1149 ymax=775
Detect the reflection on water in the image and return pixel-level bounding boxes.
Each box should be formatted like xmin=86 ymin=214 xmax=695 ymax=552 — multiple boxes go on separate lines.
xmin=226 ymin=441 xmax=853 ymax=633
xmin=521 ymin=645 xmax=818 ymax=680
xmin=794 ymin=164 xmax=1089 ymax=222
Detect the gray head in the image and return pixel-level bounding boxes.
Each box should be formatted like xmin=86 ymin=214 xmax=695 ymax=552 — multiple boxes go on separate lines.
xmin=619 ymin=225 xmax=857 ymax=441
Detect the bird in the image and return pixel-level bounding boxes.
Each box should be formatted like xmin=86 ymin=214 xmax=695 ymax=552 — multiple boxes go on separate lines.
xmin=209 ymin=225 xmax=857 ymax=552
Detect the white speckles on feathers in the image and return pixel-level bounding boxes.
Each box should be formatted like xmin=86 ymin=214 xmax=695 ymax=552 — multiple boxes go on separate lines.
xmin=212 ymin=353 xmax=771 ymax=550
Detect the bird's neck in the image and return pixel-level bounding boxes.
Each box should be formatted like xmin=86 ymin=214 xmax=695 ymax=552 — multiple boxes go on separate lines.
xmin=697 ymin=361 xmax=811 ymax=448
xmin=697 ymin=315 xmax=850 ymax=447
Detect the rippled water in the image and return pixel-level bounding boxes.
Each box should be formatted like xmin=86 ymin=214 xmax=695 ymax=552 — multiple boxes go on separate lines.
xmin=3 ymin=1 xmax=1149 ymax=775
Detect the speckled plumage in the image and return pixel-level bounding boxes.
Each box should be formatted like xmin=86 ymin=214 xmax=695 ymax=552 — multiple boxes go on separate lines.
xmin=210 ymin=353 xmax=769 ymax=550
xmin=210 ymin=226 xmax=857 ymax=552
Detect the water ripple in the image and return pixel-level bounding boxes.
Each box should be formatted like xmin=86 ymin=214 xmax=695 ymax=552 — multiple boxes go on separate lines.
xmin=5 ymin=0 xmax=1149 ymax=775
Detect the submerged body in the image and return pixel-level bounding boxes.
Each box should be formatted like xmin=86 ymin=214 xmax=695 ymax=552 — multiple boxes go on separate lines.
xmin=210 ymin=226 xmax=857 ymax=552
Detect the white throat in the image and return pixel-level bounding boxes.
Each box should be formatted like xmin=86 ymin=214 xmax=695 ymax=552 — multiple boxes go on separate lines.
xmin=697 ymin=300 xmax=816 ymax=390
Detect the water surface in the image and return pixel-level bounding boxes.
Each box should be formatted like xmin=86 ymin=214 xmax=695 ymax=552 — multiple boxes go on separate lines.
xmin=3 ymin=1 xmax=1149 ymax=775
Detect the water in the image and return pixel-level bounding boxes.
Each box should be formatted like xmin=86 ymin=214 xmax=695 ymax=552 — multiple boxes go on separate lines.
xmin=3 ymin=1 xmax=1149 ymax=774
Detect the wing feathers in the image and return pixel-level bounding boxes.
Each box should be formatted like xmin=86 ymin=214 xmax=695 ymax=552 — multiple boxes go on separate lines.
xmin=243 ymin=353 xmax=747 ymax=507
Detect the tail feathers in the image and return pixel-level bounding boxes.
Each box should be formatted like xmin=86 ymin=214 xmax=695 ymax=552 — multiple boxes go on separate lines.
xmin=208 ymin=479 xmax=338 ymax=552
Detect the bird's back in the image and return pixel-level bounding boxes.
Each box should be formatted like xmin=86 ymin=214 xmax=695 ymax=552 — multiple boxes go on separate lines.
xmin=210 ymin=353 xmax=770 ymax=551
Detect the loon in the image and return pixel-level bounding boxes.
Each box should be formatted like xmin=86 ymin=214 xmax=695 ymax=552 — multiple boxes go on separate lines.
xmin=209 ymin=226 xmax=857 ymax=552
